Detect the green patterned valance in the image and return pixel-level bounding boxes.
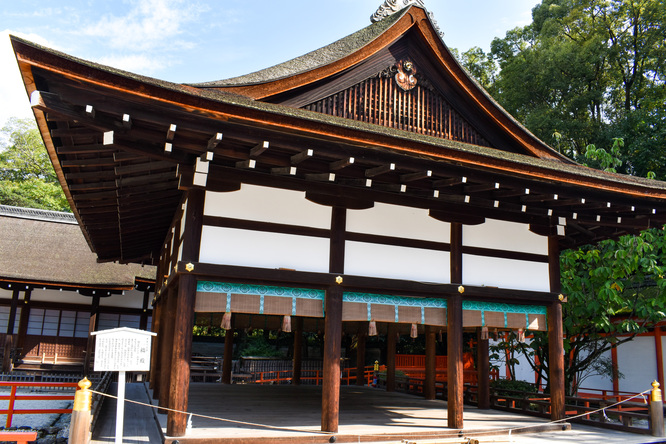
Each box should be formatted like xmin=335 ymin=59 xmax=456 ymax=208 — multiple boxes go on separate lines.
xmin=462 ymin=301 xmax=547 ymax=331
xmin=196 ymin=281 xmax=325 ymax=317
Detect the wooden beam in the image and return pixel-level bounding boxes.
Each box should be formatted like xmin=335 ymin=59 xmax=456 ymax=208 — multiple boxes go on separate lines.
xmin=464 ymin=182 xmax=500 ymax=194
xmin=330 ymin=157 xmax=354 ymax=171
xmin=477 ymin=328 xmax=490 ymax=409
xmin=304 ymin=172 xmax=335 ymax=182
xmin=60 ymin=158 xmax=117 ymax=168
xmin=400 ymin=170 xmax=432 ymax=182
xmin=207 ymin=132 xmax=223 ymax=150
xmin=365 ymin=163 xmax=395 ymax=178
xmin=293 ymin=317 xmax=304 ymax=385
xmin=56 ymin=144 xmax=117 ymax=155
xmin=356 ymin=323 xmax=367 ymax=386
xmin=291 ymin=149 xmax=313 ymax=165
xmin=270 ymin=166 xmax=297 ymax=176
xmin=321 ymin=285 xmax=342 ymax=433
xmin=222 ymin=328 xmax=233 ymax=384
xmin=166 ymin=274 xmax=196 ymax=436
xmin=386 ymin=323 xmax=397 ymax=392
xmin=235 ymin=159 xmax=256 ymax=169
xmin=114 ymin=160 xmax=175 ymax=176
xmin=424 ymin=325 xmax=436 ymax=400
xmin=447 ymin=293 xmax=463 ymax=429
xmin=433 ymin=176 xmax=467 ymax=188
xmin=249 ymin=141 xmax=269 ymax=157
xmin=548 ymin=235 xmax=565 ymax=421
xmin=166 ymin=124 xmax=177 ymax=141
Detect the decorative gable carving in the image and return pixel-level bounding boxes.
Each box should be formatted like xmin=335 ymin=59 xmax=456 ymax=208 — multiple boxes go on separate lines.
xmin=302 ymin=60 xmax=492 ymax=148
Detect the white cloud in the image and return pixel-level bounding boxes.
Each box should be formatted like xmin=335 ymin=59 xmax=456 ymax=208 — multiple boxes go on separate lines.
xmin=80 ymin=0 xmax=203 ymax=52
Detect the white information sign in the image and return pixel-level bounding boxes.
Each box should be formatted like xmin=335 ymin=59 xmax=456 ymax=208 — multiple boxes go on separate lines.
xmin=92 ymin=327 xmax=155 ymax=372
xmin=91 ymin=327 xmax=156 ymax=444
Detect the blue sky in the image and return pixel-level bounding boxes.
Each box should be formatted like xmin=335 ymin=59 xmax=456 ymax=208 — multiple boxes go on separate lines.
xmin=0 ymin=0 xmax=539 ymax=128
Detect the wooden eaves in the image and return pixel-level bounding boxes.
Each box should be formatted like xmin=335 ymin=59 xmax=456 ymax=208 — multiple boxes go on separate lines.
xmin=10 ymin=7 xmax=666 ymax=266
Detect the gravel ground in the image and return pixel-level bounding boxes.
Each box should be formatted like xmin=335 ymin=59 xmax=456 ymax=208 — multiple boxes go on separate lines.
xmin=0 ymin=388 xmax=73 ymax=443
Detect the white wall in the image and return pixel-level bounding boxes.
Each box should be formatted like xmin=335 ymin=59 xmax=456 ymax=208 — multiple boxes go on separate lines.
xmin=617 ymin=336 xmax=658 ymax=394
xmin=347 ymin=203 xmax=450 ymax=242
xmin=462 ymin=219 xmax=549 ymax=291
xmin=345 ymin=241 xmax=450 ymax=283
xmin=462 ymin=255 xmax=550 ymax=291
xmin=200 ymin=226 xmax=330 ymax=273
xmin=463 ymin=219 xmax=547 ymax=254
xmin=204 ymin=185 xmax=331 ymax=228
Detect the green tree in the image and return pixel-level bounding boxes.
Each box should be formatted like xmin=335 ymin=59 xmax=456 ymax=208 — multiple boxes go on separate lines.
xmin=0 ymin=118 xmax=69 ymax=212
xmin=489 ymin=0 xmax=666 ymax=173
xmin=514 ymin=228 xmax=666 ymax=395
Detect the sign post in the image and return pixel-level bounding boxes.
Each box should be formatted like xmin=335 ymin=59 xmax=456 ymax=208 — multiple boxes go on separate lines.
xmin=91 ymin=327 xmax=156 ymax=444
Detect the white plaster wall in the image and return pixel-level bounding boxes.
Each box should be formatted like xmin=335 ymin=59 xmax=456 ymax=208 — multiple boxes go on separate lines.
xmin=204 ymin=185 xmax=331 ymax=229
xmin=344 ymin=241 xmax=450 ymax=283
xmin=200 ymin=226 xmax=330 ymax=273
xmin=0 ymin=289 xmax=12 ymax=299
xmin=30 ymin=288 xmax=92 ymax=305
xmin=617 ymin=336 xmax=658 ymax=393
xmin=463 ymin=219 xmax=548 ymax=255
xmin=99 ymin=289 xmax=149 ymax=309
xmin=346 ymin=203 xmax=450 ymax=242
xmin=578 ymin=348 xmax=614 ymax=392
xmin=462 ymin=255 xmax=550 ymax=292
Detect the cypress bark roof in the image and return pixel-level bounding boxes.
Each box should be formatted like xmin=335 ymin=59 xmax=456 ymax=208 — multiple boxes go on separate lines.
xmin=0 ymin=205 xmax=155 ymax=288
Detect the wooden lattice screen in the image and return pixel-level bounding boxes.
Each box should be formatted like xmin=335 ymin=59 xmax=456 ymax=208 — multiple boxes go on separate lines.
xmin=302 ymin=75 xmax=492 ymax=147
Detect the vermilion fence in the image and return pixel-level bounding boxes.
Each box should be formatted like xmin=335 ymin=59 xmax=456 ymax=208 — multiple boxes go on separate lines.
xmin=245 ymin=366 xmax=375 ymax=385
xmin=0 ymin=381 xmax=78 ymax=428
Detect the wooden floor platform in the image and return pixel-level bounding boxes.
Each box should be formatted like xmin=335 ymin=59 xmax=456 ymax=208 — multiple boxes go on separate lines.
xmin=149 ymin=383 xmax=569 ymax=444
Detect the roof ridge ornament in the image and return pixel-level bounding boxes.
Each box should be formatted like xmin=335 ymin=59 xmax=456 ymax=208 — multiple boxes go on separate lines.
xmin=371 ymin=0 xmax=426 ymax=22
xmin=370 ymin=0 xmax=443 ymax=38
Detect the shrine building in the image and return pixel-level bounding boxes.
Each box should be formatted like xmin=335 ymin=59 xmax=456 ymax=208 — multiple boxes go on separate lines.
xmin=10 ymin=1 xmax=666 ymax=438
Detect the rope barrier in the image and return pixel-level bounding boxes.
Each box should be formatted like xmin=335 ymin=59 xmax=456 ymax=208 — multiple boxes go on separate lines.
xmin=90 ymin=386 xmax=654 ymax=441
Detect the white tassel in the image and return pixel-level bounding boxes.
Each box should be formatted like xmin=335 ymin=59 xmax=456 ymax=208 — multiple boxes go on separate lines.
xmin=368 ymin=321 xmax=377 ymax=336
xmin=517 ymin=328 xmax=525 ymax=343
xmin=282 ymin=315 xmax=292 ymax=333
xmin=221 ymin=312 xmax=232 ymax=330
xmin=410 ymin=323 xmax=418 ymax=338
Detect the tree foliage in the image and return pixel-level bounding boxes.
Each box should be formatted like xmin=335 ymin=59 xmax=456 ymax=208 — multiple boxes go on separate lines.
xmin=0 ymin=118 xmax=69 ymax=212
xmin=484 ymin=0 xmax=666 ymax=178
xmin=514 ymin=227 xmax=666 ymax=394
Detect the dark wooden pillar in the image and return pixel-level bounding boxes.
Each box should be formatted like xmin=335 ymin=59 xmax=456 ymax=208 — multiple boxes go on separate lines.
xmin=477 ymin=328 xmax=490 ymax=409
xmin=140 ymin=288 xmax=151 ymax=331
xmin=293 ymin=317 xmax=304 ymax=385
xmin=548 ymin=302 xmax=565 ymax=420
xmin=356 ymin=323 xmax=367 ymax=386
xmin=3 ymin=290 xmax=20 ymax=371
xmin=424 ymin=325 xmax=437 ymax=400
xmin=447 ymin=294 xmax=464 ymax=428
xmin=158 ymin=289 xmax=176 ymax=409
xmin=321 ymin=285 xmax=343 ymax=433
xmin=15 ymin=289 xmax=31 ymax=361
xmin=149 ymin=299 xmax=162 ymax=392
xmin=166 ymin=189 xmax=204 ymax=436
xmin=222 ymin=327 xmax=234 ymax=384
xmin=167 ymin=275 xmax=197 ymax=436
xmin=386 ymin=323 xmax=397 ymax=392
xmin=84 ymin=295 xmax=100 ymax=376
xmin=448 ymin=222 xmax=464 ymax=428
xmin=548 ymin=235 xmax=565 ymax=420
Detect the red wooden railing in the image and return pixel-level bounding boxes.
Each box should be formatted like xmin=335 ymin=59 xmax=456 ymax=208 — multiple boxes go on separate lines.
xmin=0 ymin=381 xmax=78 ymax=428
xmin=246 ymin=366 xmax=375 ymax=386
